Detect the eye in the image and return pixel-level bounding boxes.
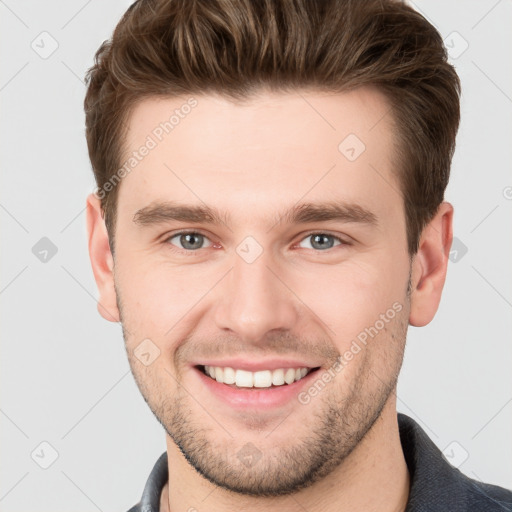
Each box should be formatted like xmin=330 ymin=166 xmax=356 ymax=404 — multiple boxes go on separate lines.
xmin=163 ymin=231 xmax=349 ymax=254
xmin=165 ymin=231 xmax=213 ymax=252
xmin=297 ymin=233 xmax=348 ymax=251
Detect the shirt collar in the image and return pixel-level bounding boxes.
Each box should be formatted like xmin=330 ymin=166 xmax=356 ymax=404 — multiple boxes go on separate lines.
xmin=133 ymin=413 xmax=507 ymax=511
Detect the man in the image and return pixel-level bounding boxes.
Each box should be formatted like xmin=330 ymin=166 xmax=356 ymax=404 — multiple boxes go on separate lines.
xmin=84 ymin=0 xmax=512 ymax=511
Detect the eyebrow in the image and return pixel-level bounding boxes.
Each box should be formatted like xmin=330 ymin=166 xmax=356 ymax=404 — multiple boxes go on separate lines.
xmin=132 ymin=200 xmax=378 ymax=230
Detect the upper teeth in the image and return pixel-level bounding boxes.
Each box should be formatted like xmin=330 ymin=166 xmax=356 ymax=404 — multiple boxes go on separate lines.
xmin=204 ymin=366 xmax=310 ymax=388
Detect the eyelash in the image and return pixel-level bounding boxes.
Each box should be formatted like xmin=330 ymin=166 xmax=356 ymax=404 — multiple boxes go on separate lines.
xmin=163 ymin=230 xmax=351 ymax=254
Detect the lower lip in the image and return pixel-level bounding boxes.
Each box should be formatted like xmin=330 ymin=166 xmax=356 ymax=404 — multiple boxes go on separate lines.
xmin=193 ymin=366 xmax=320 ymax=410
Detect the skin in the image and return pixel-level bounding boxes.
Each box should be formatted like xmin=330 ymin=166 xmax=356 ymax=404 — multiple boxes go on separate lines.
xmin=86 ymin=87 xmax=453 ymax=512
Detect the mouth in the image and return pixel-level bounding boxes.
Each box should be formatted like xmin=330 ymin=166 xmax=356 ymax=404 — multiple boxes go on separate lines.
xmin=191 ymin=358 xmax=324 ymax=410
xmin=196 ymin=364 xmax=321 ymax=389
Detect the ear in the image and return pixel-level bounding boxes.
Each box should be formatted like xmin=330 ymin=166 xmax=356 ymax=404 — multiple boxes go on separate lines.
xmin=409 ymin=201 xmax=453 ymax=327
xmin=85 ymin=193 xmax=120 ymax=323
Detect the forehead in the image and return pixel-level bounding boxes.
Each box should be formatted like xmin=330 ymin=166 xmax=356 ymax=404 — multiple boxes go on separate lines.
xmin=117 ymin=87 xmax=401 ymax=227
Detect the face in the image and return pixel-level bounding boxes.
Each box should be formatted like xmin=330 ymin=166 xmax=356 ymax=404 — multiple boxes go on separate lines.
xmin=110 ymin=88 xmax=413 ymax=495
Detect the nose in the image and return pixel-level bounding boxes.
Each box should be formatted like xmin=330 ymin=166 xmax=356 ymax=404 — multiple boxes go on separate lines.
xmin=213 ymin=246 xmax=299 ymax=344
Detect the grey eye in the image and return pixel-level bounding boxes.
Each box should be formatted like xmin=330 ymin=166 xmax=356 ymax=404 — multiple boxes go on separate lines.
xmin=168 ymin=232 xmax=212 ymax=251
xmin=298 ymin=233 xmax=342 ymax=251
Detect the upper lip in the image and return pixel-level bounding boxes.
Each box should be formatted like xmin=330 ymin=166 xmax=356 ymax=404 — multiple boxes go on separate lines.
xmin=193 ymin=358 xmax=322 ymax=372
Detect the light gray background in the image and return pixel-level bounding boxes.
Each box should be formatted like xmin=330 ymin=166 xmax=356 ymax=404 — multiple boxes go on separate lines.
xmin=1 ymin=1 xmax=511 ymax=511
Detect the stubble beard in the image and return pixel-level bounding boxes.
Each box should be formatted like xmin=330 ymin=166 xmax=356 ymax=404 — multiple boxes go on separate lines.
xmin=121 ymin=315 xmax=409 ymax=497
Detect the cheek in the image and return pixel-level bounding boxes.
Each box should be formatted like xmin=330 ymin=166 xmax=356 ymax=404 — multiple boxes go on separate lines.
xmin=115 ymin=256 xmax=217 ymax=337
xmin=299 ymin=257 xmax=402 ymax=321
xmin=115 ymin=240 xmax=408 ymax=353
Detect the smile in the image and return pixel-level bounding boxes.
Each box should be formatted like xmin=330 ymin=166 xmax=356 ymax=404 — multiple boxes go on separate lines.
xmin=200 ymin=365 xmax=317 ymax=388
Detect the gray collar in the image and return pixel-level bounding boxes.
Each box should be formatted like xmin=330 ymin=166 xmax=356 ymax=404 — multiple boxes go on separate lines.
xmin=129 ymin=413 xmax=512 ymax=511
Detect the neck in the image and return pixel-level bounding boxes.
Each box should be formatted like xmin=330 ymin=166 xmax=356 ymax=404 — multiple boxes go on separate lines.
xmin=161 ymin=403 xmax=410 ymax=512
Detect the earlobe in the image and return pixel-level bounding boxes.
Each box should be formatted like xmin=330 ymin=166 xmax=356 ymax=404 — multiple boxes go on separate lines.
xmin=85 ymin=193 xmax=120 ymax=323
xmin=409 ymin=201 xmax=454 ymax=327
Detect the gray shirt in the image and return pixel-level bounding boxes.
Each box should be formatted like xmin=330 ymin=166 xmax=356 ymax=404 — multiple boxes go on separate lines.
xmin=127 ymin=413 xmax=512 ymax=511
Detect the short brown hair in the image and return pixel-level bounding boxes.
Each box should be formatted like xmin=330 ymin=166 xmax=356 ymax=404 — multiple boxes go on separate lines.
xmin=84 ymin=0 xmax=461 ymax=257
